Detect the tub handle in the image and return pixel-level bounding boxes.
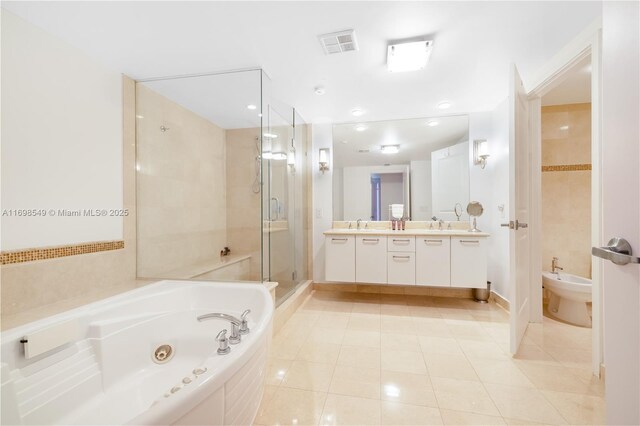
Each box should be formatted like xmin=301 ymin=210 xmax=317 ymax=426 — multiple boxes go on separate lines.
xmin=216 ymin=329 xmax=231 ymax=355
xmin=240 ymin=309 xmax=251 ymax=335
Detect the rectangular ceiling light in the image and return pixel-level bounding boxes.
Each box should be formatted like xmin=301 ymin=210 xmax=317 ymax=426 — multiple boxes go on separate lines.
xmin=387 ymin=40 xmax=433 ymax=72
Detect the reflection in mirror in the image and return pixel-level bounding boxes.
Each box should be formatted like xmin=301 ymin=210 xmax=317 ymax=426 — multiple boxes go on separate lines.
xmin=332 ymin=115 xmax=470 ymax=221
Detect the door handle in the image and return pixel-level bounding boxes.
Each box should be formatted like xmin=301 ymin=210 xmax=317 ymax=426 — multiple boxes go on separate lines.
xmin=515 ymin=220 xmax=528 ymax=230
xmin=592 ymin=237 xmax=640 ymax=266
xmin=501 ymin=221 xmax=514 ymax=229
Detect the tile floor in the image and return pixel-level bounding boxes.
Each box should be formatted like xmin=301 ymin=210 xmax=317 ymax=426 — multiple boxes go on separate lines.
xmin=255 ymin=290 xmax=605 ymax=425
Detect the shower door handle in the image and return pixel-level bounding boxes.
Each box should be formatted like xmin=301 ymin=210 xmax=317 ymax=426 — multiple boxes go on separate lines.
xmin=592 ymin=237 xmax=640 ymax=266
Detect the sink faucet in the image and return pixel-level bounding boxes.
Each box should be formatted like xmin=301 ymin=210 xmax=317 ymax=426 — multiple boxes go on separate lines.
xmin=551 ymin=257 xmax=563 ymax=274
xmin=438 ymin=219 xmax=444 ymax=230
xmin=197 ymin=312 xmax=244 ymax=344
xmin=357 ymin=218 xmax=362 ymax=230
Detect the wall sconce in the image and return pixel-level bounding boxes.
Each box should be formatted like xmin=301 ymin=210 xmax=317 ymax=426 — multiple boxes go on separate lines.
xmin=473 ymin=139 xmax=490 ymax=169
xmin=319 ymin=148 xmax=330 ymax=174
xmin=287 ymin=150 xmax=296 ymax=170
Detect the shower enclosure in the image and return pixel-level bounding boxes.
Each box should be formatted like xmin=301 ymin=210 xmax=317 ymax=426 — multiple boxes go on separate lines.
xmin=135 ymin=68 xmax=309 ymax=306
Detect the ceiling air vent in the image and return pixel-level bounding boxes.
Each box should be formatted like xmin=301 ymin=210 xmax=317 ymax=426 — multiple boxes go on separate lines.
xmin=319 ymin=30 xmax=359 ymax=55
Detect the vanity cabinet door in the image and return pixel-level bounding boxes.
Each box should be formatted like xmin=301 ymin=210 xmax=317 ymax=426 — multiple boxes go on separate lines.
xmin=355 ymin=236 xmax=387 ymax=284
xmin=325 ymin=235 xmax=355 ymax=282
xmin=450 ymin=237 xmax=487 ymax=288
xmin=416 ymin=237 xmax=451 ymax=287
xmin=387 ymin=252 xmax=416 ymax=285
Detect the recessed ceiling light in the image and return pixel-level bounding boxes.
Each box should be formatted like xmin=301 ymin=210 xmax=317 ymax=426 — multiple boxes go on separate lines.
xmin=263 ymin=133 xmax=278 ymax=139
xmin=560 ymin=125 xmax=569 ymax=130
xmin=387 ymin=40 xmax=433 ymax=72
xmin=381 ymin=145 xmax=399 ymax=154
xmin=355 ymin=125 xmax=367 ymax=132
xmin=427 ymin=120 xmax=439 ymax=127
xmin=247 ymin=104 xmax=257 ymax=110
xmin=351 ymin=108 xmax=365 ymax=117
xmin=314 ymin=86 xmax=326 ymax=95
xmin=437 ymin=101 xmax=451 ymax=110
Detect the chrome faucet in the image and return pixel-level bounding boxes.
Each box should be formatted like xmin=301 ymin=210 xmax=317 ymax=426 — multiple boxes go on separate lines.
xmin=348 ymin=221 xmax=353 ymax=229
xmin=198 ymin=313 xmax=243 ymax=344
xmin=551 ymin=257 xmax=563 ymax=274
xmin=357 ymin=218 xmax=362 ymax=230
xmin=438 ymin=219 xmax=445 ymax=230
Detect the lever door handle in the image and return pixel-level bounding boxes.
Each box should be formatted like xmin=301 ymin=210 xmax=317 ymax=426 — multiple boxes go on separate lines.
xmin=501 ymin=221 xmax=514 ymax=229
xmin=515 ymin=220 xmax=528 ymax=230
xmin=592 ymin=237 xmax=640 ymax=265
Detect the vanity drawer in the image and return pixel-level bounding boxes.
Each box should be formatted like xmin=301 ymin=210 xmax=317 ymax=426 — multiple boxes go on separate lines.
xmin=387 ymin=236 xmax=416 ymax=252
xmin=416 ymin=237 xmax=451 ymax=287
xmin=387 ymin=252 xmax=416 ymax=285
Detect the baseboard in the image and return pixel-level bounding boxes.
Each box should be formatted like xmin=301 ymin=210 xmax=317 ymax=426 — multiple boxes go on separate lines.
xmin=490 ymin=290 xmax=510 ymax=311
xmin=273 ymin=280 xmax=313 ymax=336
xmin=312 ymin=282 xmax=474 ymax=299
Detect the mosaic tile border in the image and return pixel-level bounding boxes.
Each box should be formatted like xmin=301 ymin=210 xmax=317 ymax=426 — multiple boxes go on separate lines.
xmin=542 ymin=164 xmax=592 ymax=172
xmin=1 ymin=240 xmax=124 ymax=265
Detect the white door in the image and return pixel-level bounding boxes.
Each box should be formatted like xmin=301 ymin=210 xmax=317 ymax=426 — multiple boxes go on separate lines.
xmin=596 ymin=3 xmax=640 ymax=423
xmin=509 ymin=64 xmax=531 ymax=354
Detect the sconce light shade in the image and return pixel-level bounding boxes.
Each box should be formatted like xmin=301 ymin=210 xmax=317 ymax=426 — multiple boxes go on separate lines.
xmin=287 ymin=150 xmax=295 ymax=166
xmin=319 ymin=148 xmax=330 ymax=173
xmin=473 ymin=139 xmax=490 ymax=169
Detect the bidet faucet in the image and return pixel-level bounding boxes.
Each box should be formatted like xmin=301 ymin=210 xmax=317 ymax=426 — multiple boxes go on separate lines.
xmin=551 ymin=257 xmax=563 ymax=274
xmin=198 ymin=313 xmax=242 ymax=344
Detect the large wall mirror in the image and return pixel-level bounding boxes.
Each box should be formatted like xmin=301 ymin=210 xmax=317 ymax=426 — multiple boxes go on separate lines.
xmin=332 ymin=115 xmax=470 ymax=221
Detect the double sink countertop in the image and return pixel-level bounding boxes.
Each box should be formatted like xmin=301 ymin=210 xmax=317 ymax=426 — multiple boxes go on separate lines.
xmin=324 ymin=222 xmax=490 ymax=237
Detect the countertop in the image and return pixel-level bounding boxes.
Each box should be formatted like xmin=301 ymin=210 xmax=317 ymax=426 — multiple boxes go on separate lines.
xmin=323 ymin=228 xmax=490 ymax=237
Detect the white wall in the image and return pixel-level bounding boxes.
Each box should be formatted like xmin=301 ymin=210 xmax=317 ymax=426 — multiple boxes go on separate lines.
xmin=1 ymin=11 xmax=123 ymax=250
xmin=311 ymin=123 xmax=333 ymax=282
xmin=469 ymin=105 xmax=510 ymax=299
xmin=410 ymin=160 xmax=431 ymax=220
xmin=332 ymin=167 xmax=344 ymax=220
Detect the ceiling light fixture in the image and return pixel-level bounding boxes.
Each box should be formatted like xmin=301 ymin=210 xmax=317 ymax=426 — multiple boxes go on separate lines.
xmin=387 ymin=40 xmax=433 ymax=72
xmin=247 ymin=104 xmax=257 ymax=110
xmin=263 ymin=133 xmax=278 ymax=139
xmin=351 ymin=108 xmax=365 ymax=117
xmin=437 ymin=101 xmax=451 ymax=110
xmin=355 ymin=125 xmax=367 ymax=132
xmin=314 ymin=86 xmax=326 ymax=95
xmin=381 ymin=145 xmax=400 ymax=154
xmin=271 ymin=152 xmax=288 ymax=161
xmin=427 ymin=120 xmax=439 ymax=127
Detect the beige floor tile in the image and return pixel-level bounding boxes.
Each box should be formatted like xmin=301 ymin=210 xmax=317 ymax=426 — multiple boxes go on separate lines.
xmin=418 ymin=336 xmax=464 ymax=355
xmin=380 ymin=370 xmax=438 ymax=407
xmin=413 ymin=321 xmax=454 ymax=338
xmin=348 ymin=313 xmax=381 ymax=332
xmin=431 ymin=377 xmax=501 ymax=416
xmin=381 ymin=304 xmax=411 ymax=316
xmin=343 ymin=329 xmax=381 ymax=348
xmin=447 ymin=323 xmax=493 ymax=341
xmin=266 ymin=358 xmax=293 ymax=385
xmin=316 ymin=312 xmax=351 ymax=329
xmin=483 ymin=383 xmax=567 ymax=425
xmin=255 ymin=387 xmax=327 ymax=426
xmin=307 ymin=327 xmax=347 ymax=345
xmin=381 ymin=349 xmax=428 ymax=374
xmin=320 ymin=394 xmax=381 ymax=425
xmin=381 ymin=401 xmax=443 ymax=425
xmin=270 ymin=338 xmax=305 ymax=360
xmin=512 ymin=344 xmax=558 ymax=365
xmin=380 ymin=315 xmax=415 ymax=333
xmin=352 ymin=302 xmax=381 ymax=314
xmin=440 ymin=409 xmax=507 ymax=425
xmin=515 ymin=362 xmax=595 ymax=394
xmin=256 ymin=384 xmax=280 ymax=420
xmin=296 ymin=342 xmax=342 ymax=364
xmin=457 ymin=339 xmax=510 ymax=360
xmin=540 ymin=390 xmax=606 ymax=425
xmin=281 ymin=360 xmax=336 ymax=392
xmin=381 ymin=332 xmax=421 ymax=352
xmin=337 ymin=345 xmax=381 ymax=370
xmin=424 ymin=353 xmax=479 ymax=381
xmin=467 ymin=357 xmax=535 ymax=388
xmin=329 ymin=364 xmax=381 ymax=400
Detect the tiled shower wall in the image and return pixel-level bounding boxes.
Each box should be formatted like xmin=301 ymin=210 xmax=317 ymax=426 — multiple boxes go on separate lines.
xmin=136 ymin=84 xmax=227 ymax=277
xmin=541 ymin=103 xmax=591 ymax=278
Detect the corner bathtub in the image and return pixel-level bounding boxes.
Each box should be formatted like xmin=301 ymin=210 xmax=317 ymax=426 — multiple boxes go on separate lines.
xmin=0 ymin=280 xmax=274 ymax=425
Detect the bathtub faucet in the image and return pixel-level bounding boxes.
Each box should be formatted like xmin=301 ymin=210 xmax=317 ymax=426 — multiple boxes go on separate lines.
xmin=551 ymin=257 xmax=563 ymax=274
xmin=198 ymin=313 xmax=242 ymax=345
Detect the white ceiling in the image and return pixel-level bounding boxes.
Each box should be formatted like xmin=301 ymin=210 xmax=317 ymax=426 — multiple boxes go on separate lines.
xmin=333 ymin=115 xmax=468 ymax=168
xmin=542 ymin=55 xmax=592 ymax=106
xmin=3 ymin=1 xmax=602 ymax=125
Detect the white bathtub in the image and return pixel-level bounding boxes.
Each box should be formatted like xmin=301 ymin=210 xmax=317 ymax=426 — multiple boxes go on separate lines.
xmin=0 ymin=280 xmax=274 ymax=425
